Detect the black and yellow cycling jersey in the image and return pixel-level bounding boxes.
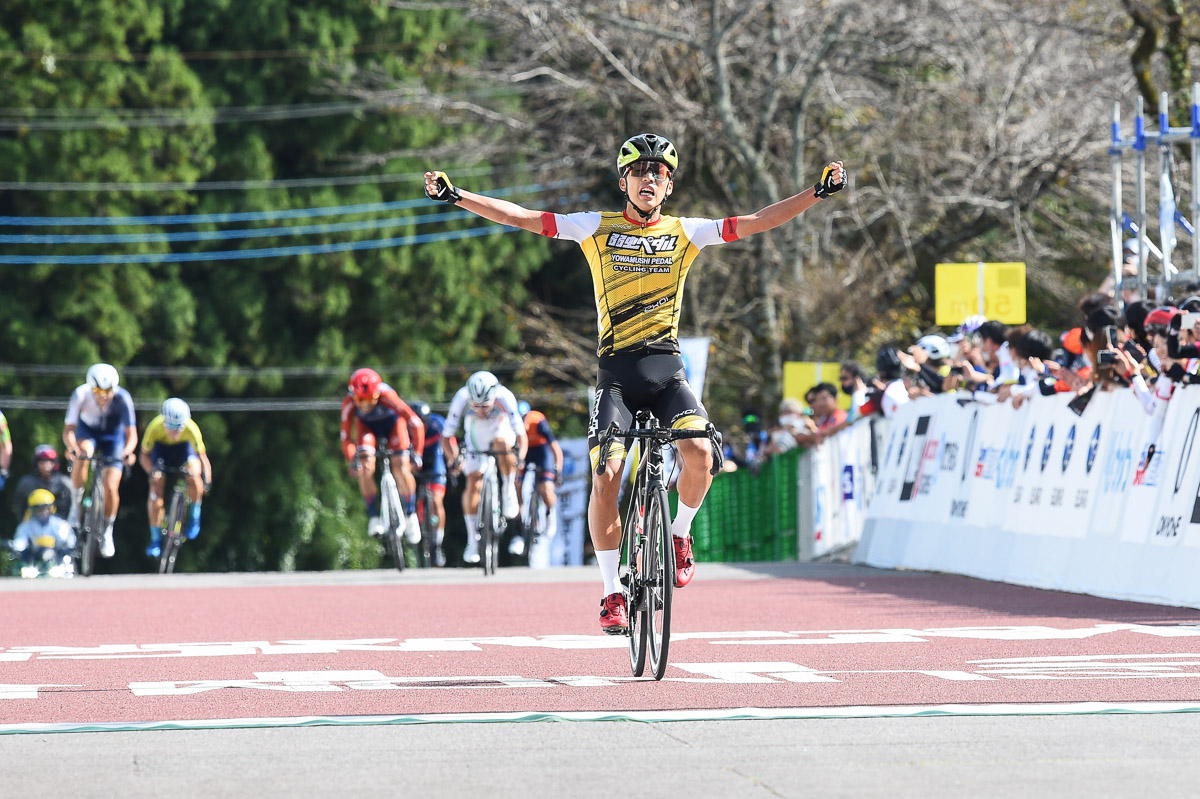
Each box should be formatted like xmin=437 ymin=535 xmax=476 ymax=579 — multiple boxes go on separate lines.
xmin=539 ymin=210 xmax=738 ymax=356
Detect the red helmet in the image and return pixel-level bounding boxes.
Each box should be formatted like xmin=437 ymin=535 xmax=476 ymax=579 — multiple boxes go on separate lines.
xmin=349 ymin=368 xmax=382 ymax=400
xmin=33 ymin=444 xmax=59 ymax=467
xmin=1144 ymin=306 xmax=1180 ymax=331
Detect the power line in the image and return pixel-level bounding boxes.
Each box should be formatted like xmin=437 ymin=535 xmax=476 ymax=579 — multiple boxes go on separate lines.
xmin=0 ymin=193 xmax=587 ymax=245
xmin=0 ymin=361 xmax=575 ymax=379
xmin=0 ymin=179 xmax=582 ymax=227
xmin=0 ymin=159 xmax=576 ymax=193
xmin=0 ymin=42 xmax=419 ymax=64
xmin=0 ymin=223 xmax=515 ymax=265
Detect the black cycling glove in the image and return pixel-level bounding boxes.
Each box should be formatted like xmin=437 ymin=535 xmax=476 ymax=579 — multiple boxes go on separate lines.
xmin=813 ymin=164 xmax=845 ymax=199
xmin=425 ymin=171 xmax=462 ymax=205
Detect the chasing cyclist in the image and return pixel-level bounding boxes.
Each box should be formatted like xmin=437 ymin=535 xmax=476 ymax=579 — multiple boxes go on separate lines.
xmin=10 ymin=489 xmax=75 ymax=567
xmin=140 ymin=398 xmax=213 ymax=558
xmin=63 ymin=363 xmax=138 ymax=558
xmin=340 ymin=368 xmax=425 ymax=545
xmin=441 ymin=371 xmax=527 ymax=565
xmin=514 ymin=400 xmax=564 ymax=559
xmin=12 ymin=445 xmax=73 ymax=522
xmin=426 ymin=134 xmax=844 ymax=631
xmin=407 ymin=399 xmax=452 ymax=567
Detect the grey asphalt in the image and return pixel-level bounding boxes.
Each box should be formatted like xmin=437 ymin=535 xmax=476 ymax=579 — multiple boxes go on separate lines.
xmin=6 ymin=713 xmax=1199 ymax=798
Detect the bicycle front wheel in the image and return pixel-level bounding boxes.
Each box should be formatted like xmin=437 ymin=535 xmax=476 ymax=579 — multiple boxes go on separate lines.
xmin=645 ymin=485 xmax=674 ymax=681
xmin=479 ymin=480 xmax=496 ymax=576
xmin=79 ymin=480 xmax=105 ymax=577
xmin=417 ymin=486 xmax=436 ymax=569
xmin=382 ymin=479 xmax=405 ymax=572
xmin=159 ymin=490 xmax=186 ymax=575
xmin=623 ymin=498 xmax=647 ymax=678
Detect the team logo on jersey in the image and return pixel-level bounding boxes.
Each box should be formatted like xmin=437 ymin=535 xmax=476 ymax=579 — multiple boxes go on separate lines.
xmin=607 ymin=232 xmax=679 ymax=254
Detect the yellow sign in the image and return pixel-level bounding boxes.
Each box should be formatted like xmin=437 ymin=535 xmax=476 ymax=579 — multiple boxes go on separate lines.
xmin=782 ymin=361 xmax=852 ymax=411
xmin=935 ymin=262 xmax=1026 ymax=325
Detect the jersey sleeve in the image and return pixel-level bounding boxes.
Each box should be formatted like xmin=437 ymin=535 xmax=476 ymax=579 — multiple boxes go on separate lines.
xmin=116 ymin=389 xmax=137 ymax=427
xmin=536 ymin=419 xmax=556 ymax=444
xmin=681 ymin=217 xmax=739 ymax=249
xmin=185 ymin=419 xmax=206 ymax=453
xmin=65 ymin=387 xmax=85 ymax=426
xmin=339 ymin=395 xmax=358 ymax=462
xmin=380 ymin=390 xmax=425 ymax=454
xmin=141 ymin=416 xmax=163 ymax=452
xmin=538 ymin=211 xmax=601 ymax=242
xmin=497 ymin=388 xmax=524 ymax=435
xmin=443 ymin=389 xmax=468 ymax=438
xmin=0 ymin=411 xmax=8 ymax=445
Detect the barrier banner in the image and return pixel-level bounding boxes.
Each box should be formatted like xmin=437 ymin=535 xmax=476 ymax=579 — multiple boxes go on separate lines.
xmin=804 ymin=419 xmax=876 ymax=558
xmin=533 ymin=437 xmax=589 ymax=567
xmin=856 ymin=385 xmax=1200 ymax=608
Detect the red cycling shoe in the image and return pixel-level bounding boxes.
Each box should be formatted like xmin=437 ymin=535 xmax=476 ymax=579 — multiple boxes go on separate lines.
xmin=599 ymin=592 xmax=629 ymax=634
xmin=674 ymin=534 xmax=695 ymax=587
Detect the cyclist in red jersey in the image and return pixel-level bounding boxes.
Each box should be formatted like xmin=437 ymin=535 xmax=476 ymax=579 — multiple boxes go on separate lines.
xmin=340 ymin=368 xmax=426 ymax=544
xmin=426 ymin=136 xmax=844 ymax=632
xmin=513 ymin=400 xmax=564 ymax=559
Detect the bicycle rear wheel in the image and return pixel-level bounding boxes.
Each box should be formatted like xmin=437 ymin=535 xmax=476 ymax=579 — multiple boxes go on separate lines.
xmin=623 ymin=497 xmax=647 ymax=678
xmin=159 ymin=489 xmax=186 ymax=574
xmin=645 ymin=485 xmax=674 ymax=681
xmin=479 ymin=479 xmax=496 ymax=576
xmin=417 ymin=486 xmax=436 ymax=568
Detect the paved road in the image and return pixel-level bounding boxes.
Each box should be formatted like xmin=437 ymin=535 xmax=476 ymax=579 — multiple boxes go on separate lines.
xmin=4 ymin=562 xmax=1200 ymax=797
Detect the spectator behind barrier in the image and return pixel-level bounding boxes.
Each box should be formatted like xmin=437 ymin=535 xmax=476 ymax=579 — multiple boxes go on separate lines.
xmin=839 ymin=362 xmax=869 ymax=419
xmin=762 ymin=397 xmax=817 ymax=458
xmin=976 ymin=320 xmax=1015 ymax=385
xmin=860 ymin=346 xmax=911 ymax=418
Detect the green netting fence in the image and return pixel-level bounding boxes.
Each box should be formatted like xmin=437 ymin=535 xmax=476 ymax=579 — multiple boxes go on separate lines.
xmin=671 ymin=448 xmax=800 ymax=562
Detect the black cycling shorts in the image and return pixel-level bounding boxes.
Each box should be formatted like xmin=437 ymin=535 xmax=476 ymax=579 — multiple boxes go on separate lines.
xmin=587 ymin=351 xmax=708 ymax=468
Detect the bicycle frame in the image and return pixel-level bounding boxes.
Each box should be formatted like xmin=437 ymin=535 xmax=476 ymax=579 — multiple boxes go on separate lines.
xmin=372 ymin=447 xmax=408 ymax=572
xmin=154 ymin=463 xmax=193 ymax=575
xmin=473 ymin=449 xmax=508 ymax=575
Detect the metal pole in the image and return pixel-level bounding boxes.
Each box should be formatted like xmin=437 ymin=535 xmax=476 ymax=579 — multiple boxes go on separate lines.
xmin=977 ymin=261 xmax=985 ymax=317
xmin=1192 ymin=83 xmax=1200 ymax=280
xmin=1136 ymin=95 xmax=1148 ymax=293
xmin=1160 ymin=91 xmax=1174 ymax=289
xmin=1111 ymin=101 xmax=1124 ymax=306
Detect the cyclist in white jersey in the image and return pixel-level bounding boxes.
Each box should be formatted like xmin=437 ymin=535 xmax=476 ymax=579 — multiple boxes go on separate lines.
xmin=441 ymin=371 xmax=529 ymax=564
xmin=63 ymin=363 xmax=138 ymax=558
xmin=426 ymin=135 xmax=844 ymax=629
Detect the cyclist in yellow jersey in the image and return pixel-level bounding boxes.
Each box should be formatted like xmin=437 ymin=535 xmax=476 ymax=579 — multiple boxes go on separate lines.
xmin=139 ymin=398 xmax=213 ymax=558
xmin=426 ymin=135 xmax=845 ymax=631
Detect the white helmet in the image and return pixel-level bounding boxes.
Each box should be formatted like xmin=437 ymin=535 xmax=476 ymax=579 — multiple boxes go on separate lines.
xmin=915 ymin=335 xmax=951 ymax=361
xmin=86 ymin=363 xmax=119 ymax=391
xmin=162 ymin=397 xmax=191 ymax=429
xmin=466 ymin=370 xmax=499 ymax=405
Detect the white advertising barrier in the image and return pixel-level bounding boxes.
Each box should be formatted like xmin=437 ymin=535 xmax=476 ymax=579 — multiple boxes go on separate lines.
xmin=856 ymin=385 xmax=1200 ymax=608
xmin=801 ymin=420 xmax=876 ymax=559
xmin=529 ymin=437 xmax=589 ymax=568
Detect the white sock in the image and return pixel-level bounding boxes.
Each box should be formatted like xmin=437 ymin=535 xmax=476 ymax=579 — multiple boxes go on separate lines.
xmin=596 ymin=548 xmax=622 ymax=599
xmin=546 ymin=506 xmax=557 ymax=540
xmin=464 ymin=513 xmax=478 ymax=541
xmin=435 ymin=526 xmax=445 ymax=546
xmin=71 ymin=487 xmax=84 ymax=514
xmin=671 ymin=501 xmax=699 ymax=540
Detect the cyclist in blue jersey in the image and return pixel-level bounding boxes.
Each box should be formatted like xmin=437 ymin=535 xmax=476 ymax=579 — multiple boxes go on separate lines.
xmin=63 ymin=363 xmax=138 ymax=558
xmin=408 ymin=399 xmax=452 ymax=567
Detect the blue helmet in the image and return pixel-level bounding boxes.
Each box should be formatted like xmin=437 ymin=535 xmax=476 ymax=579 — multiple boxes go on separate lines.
xmin=517 ymin=400 xmax=531 ymax=418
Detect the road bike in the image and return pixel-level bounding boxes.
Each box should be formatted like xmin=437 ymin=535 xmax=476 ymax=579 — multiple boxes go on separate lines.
xmin=153 ymin=462 xmax=196 ymax=575
xmin=72 ymin=453 xmax=117 ymax=578
xmin=595 ymin=412 xmax=722 ymax=680
xmin=518 ymin=461 xmax=554 ymax=559
xmin=413 ymin=471 xmax=443 ymax=568
xmin=474 ymin=448 xmax=513 ymax=576
xmin=359 ymin=446 xmax=410 ymax=572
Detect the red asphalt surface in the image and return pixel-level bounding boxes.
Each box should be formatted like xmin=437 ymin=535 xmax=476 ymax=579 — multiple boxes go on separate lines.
xmin=5 ymin=569 xmax=1200 ymax=725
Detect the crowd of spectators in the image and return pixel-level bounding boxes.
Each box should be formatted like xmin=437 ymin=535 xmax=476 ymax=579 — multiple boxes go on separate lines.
xmin=725 ymin=263 xmax=1200 ymax=471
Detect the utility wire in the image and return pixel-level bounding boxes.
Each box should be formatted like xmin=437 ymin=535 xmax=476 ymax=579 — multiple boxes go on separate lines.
xmin=0 ymin=224 xmax=514 ymax=265
xmin=0 ymin=179 xmax=583 ymax=227
xmin=0 ymin=158 xmax=576 ymax=193
xmin=0 ymin=361 xmax=576 ymax=379
xmin=0 ymin=42 xmax=421 ymax=63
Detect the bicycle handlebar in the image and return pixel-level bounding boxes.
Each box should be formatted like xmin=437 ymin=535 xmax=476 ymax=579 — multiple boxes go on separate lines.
xmin=594 ymin=420 xmax=724 ymax=476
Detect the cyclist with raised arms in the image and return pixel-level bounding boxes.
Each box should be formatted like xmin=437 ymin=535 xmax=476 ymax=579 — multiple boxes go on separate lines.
xmin=427 ymin=134 xmax=844 ymax=631
xmin=340 ymin=368 xmax=425 ymax=545
xmin=514 ymin=399 xmax=564 ymax=559
xmin=63 ymin=363 xmax=138 ymax=558
xmin=441 ymin=371 xmax=527 ymax=564
xmin=140 ymin=398 xmax=213 ymax=558
xmin=408 ymin=399 xmax=452 ymax=567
